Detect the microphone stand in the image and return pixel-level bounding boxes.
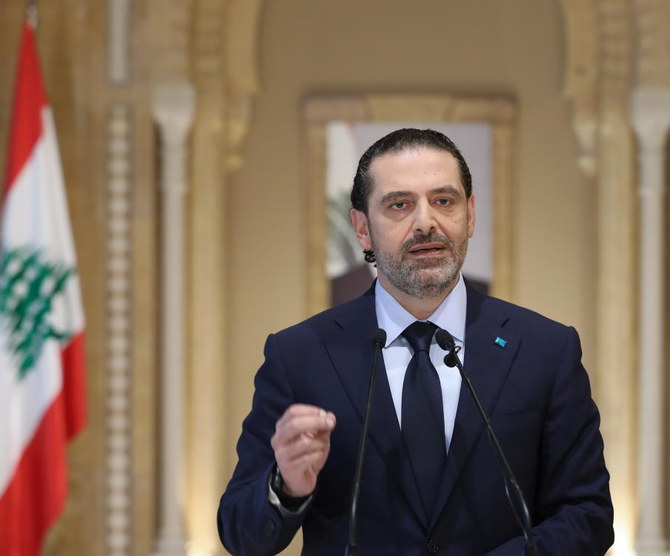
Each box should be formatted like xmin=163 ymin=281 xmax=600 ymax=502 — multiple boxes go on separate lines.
xmin=345 ymin=329 xmax=386 ymax=556
xmin=435 ymin=330 xmax=538 ymax=556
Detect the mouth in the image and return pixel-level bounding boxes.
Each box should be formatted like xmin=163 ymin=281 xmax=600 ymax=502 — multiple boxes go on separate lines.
xmin=407 ymin=243 xmax=447 ymax=256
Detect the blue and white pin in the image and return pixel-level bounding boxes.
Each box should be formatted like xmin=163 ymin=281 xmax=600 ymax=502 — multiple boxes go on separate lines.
xmin=494 ymin=336 xmax=507 ymax=348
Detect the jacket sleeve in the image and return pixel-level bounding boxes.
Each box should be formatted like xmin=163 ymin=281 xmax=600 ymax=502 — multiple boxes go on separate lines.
xmin=483 ymin=327 xmax=614 ymax=555
xmin=217 ymin=333 xmax=308 ymax=556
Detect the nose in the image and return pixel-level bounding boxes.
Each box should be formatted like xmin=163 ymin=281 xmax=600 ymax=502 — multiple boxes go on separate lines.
xmin=412 ymin=199 xmax=437 ymax=235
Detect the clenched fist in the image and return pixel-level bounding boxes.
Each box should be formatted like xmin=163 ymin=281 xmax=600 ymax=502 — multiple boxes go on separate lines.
xmin=271 ymin=404 xmax=337 ymax=497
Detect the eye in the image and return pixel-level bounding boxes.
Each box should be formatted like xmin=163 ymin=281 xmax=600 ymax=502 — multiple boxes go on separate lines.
xmin=390 ymin=201 xmax=407 ymax=210
xmin=435 ymin=198 xmax=451 ymax=206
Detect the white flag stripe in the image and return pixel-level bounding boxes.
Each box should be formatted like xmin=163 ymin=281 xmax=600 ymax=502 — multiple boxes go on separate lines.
xmin=3 ymin=109 xmax=80 ymax=266
xmin=1 ymin=109 xmax=84 ymax=332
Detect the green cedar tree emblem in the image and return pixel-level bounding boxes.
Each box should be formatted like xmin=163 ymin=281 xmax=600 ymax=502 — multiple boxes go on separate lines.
xmin=0 ymin=246 xmax=74 ymax=380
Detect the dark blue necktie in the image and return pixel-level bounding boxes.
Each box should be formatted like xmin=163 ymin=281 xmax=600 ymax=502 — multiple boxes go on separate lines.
xmin=401 ymin=321 xmax=446 ymax=515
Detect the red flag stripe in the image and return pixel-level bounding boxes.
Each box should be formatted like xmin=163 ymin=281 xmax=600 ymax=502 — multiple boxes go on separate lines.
xmin=61 ymin=332 xmax=87 ymax=440
xmin=3 ymin=24 xmax=46 ymax=200
xmin=0 ymin=394 xmax=68 ymax=556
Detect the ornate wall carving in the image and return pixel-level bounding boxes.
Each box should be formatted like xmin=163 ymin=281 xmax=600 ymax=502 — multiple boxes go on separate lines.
xmin=559 ymin=0 xmax=599 ymax=175
xmin=103 ymin=3 xmax=141 ymax=555
xmin=106 ymin=0 xmax=132 ymax=85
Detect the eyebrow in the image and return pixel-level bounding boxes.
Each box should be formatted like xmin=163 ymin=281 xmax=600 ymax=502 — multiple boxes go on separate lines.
xmin=378 ymin=185 xmax=463 ymax=205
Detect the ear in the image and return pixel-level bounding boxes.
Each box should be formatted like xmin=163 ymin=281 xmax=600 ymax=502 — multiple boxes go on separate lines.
xmin=466 ymin=194 xmax=476 ymax=239
xmin=350 ymin=208 xmax=372 ymax=250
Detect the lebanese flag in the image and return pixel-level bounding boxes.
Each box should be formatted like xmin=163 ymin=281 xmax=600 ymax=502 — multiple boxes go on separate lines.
xmin=0 ymin=22 xmax=87 ymax=556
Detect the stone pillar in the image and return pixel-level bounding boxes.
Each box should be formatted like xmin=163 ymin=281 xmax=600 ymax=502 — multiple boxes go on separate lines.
xmin=631 ymin=88 xmax=670 ymax=556
xmin=151 ymin=81 xmax=196 ymax=556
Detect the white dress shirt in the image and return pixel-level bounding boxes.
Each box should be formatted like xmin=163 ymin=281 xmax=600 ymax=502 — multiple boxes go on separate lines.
xmin=375 ymin=275 xmax=466 ymax=453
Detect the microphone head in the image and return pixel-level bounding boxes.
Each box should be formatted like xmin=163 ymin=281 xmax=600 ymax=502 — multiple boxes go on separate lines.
xmin=436 ymin=328 xmax=460 ymax=368
xmin=371 ymin=328 xmax=387 ymax=348
xmin=435 ymin=328 xmax=455 ymax=350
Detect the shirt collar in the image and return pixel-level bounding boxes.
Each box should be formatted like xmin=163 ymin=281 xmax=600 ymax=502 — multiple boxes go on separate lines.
xmin=375 ymin=274 xmax=467 ymax=347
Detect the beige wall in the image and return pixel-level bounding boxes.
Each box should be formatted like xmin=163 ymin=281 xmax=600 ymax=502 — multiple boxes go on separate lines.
xmin=0 ymin=0 xmax=657 ymax=554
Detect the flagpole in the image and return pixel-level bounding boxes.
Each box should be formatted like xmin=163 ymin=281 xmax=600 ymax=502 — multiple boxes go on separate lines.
xmin=25 ymin=0 xmax=38 ymax=29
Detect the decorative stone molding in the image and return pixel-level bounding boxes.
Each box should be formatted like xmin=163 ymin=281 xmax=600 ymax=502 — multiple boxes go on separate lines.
xmin=560 ymin=0 xmax=636 ymax=173
xmin=186 ymin=5 xmax=265 ymax=554
xmin=105 ymin=102 xmax=134 ymax=556
xmin=560 ymin=0 xmax=670 ymax=553
xmin=559 ymin=2 xmax=638 ymax=554
xmin=558 ymin=0 xmax=599 ymax=174
xmin=634 ymin=0 xmax=670 ymax=88
xmin=190 ymin=0 xmax=263 ymax=171
xmin=106 ymin=0 xmax=132 ymax=85
xmin=598 ymin=0 xmax=635 ymax=108
xmin=147 ymin=0 xmax=192 ymax=82
xmin=152 ymin=82 xmax=196 ymax=151
xmin=224 ymin=0 xmax=263 ymax=171
xmin=632 ymin=90 xmax=670 ymax=150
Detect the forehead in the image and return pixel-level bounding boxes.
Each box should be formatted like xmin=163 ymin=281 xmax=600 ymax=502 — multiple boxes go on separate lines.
xmin=367 ymin=147 xmax=463 ymax=195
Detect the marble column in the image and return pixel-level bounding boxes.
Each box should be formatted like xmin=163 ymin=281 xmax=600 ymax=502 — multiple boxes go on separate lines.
xmin=631 ymin=88 xmax=670 ymax=556
xmin=151 ymin=81 xmax=196 ymax=556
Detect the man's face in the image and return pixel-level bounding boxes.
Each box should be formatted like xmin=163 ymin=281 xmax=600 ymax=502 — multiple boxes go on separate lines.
xmin=351 ymin=147 xmax=475 ymax=301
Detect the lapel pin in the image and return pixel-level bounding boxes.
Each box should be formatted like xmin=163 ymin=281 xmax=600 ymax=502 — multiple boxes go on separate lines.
xmin=494 ymin=336 xmax=507 ymax=348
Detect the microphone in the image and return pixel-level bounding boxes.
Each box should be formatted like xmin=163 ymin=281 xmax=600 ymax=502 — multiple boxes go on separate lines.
xmin=435 ymin=329 xmax=539 ymax=556
xmin=345 ymin=328 xmax=386 ymax=556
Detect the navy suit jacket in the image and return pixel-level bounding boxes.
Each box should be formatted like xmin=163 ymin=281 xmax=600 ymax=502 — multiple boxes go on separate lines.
xmin=218 ymin=283 xmax=614 ymax=555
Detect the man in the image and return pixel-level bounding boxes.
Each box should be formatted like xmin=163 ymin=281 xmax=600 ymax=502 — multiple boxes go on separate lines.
xmin=218 ymin=129 xmax=614 ymax=555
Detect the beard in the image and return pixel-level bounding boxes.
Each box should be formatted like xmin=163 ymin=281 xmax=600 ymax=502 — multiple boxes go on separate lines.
xmin=372 ymin=232 xmax=468 ymax=300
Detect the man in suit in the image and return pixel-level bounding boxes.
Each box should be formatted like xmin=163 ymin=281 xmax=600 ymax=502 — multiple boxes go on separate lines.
xmin=218 ymin=129 xmax=614 ymax=555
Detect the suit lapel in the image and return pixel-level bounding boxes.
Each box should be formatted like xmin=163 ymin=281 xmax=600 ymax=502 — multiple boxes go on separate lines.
xmin=430 ymin=286 xmax=520 ymax=529
xmin=325 ymin=290 xmax=429 ymax=526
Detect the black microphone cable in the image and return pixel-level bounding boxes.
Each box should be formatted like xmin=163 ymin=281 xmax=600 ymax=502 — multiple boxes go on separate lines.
xmin=435 ymin=329 xmax=539 ymax=556
xmin=345 ymin=328 xmax=386 ymax=556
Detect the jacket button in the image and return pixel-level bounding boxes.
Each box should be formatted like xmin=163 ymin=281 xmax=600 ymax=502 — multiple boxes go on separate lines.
xmin=425 ymin=539 xmax=439 ymax=554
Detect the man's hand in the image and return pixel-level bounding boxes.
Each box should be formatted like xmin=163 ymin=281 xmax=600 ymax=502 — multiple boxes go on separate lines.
xmin=271 ymin=404 xmax=337 ymax=498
